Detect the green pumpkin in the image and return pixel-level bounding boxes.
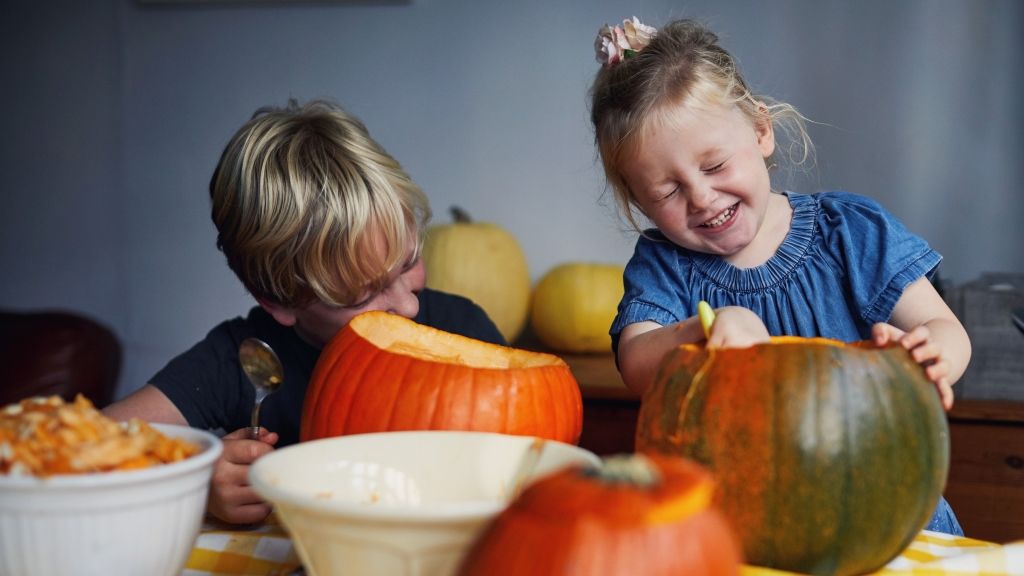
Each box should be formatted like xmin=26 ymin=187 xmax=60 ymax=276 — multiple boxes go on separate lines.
xmin=635 ymin=337 xmax=949 ymax=576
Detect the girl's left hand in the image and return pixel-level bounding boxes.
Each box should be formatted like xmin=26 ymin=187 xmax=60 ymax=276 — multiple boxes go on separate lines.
xmin=872 ymin=322 xmax=954 ymax=410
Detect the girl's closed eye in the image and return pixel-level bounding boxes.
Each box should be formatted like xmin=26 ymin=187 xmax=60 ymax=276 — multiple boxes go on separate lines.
xmin=703 ymin=160 xmax=726 ymax=174
xmin=653 ymin=185 xmax=679 ymax=203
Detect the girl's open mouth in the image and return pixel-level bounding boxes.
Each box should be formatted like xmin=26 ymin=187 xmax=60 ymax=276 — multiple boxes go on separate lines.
xmin=700 ymin=203 xmax=739 ymax=228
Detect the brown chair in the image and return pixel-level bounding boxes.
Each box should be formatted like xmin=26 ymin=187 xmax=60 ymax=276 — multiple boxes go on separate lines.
xmin=0 ymin=309 xmax=122 ymax=408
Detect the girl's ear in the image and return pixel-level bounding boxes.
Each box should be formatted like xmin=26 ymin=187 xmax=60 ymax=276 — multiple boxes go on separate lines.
xmin=754 ymin=103 xmax=776 ymax=159
xmin=256 ymin=297 xmax=297 ymax=327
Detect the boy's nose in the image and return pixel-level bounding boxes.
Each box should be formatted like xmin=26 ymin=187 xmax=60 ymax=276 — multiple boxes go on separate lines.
xmin=386 ymin=278 xmax=420 ymax=319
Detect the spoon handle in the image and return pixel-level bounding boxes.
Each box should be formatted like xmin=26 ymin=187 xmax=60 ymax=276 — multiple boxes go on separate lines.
xmin=249 ymin=404 xmax=264 ymax=439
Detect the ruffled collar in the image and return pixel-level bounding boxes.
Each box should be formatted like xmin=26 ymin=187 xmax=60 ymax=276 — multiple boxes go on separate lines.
xmin=687 ymin=191 xmax=817 ymax=292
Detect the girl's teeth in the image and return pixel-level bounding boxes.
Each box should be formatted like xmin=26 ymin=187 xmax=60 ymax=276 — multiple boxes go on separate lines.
xmin=703 ymin=205 xmax=736 ymax=227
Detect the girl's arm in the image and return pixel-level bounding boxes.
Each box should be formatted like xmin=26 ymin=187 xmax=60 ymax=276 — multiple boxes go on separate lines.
xmin=872 ymin=276 xmax=972 ymax=410
xmin=617 ymin=306 xmax=770 ymax=394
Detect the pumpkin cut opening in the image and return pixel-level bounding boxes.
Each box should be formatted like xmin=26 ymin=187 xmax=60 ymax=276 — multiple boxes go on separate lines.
xmin=301 ymin=310 xmax=584 ymax=444
xmin=349 ymin=311 xmax=564 ymax=369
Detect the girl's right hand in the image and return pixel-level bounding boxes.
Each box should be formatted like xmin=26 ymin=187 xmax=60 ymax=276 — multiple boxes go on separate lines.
xmin=705 ymin=306 xmax=771 ymax=348
xmin=206 ymin=427 xmax=279 ymax=525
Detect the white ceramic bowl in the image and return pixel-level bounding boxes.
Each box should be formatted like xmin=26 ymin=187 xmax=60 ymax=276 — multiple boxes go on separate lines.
xmin=0 ymin=424 xmax=222 ymax=576
xmin=250 ymin=431 xmax=600 ymax=576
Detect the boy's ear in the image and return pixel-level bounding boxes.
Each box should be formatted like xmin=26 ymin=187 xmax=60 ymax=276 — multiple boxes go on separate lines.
xmin=256 ymin=297 xmax=297 ymax=327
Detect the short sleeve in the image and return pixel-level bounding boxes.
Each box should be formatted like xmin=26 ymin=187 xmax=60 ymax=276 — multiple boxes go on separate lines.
xmin=149 ymin=322 xmax=248 ymax=433
xmin=610 ymin=232 xmax=693 ymax=353
xmin=817 ymin=192 xmax=941 ymax=324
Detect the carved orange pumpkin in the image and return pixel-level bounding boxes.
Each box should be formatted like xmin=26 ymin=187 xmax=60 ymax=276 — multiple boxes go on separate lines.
xmin=459 ymin=453 xmax=742 ymax=576
xmin=636 ymin=337 xmax=949 ymax=575
xmin=301 ymin=311 xmax=583 ymax=444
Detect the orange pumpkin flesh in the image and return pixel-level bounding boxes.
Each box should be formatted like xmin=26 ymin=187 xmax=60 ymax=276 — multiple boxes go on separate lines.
xmin=300 ymin=311 xmax=583 ymax=444
xmin=459 ymin=453 xmax=742 ymax=576
xmin=637 ymin=337 xmax=949 ymax=575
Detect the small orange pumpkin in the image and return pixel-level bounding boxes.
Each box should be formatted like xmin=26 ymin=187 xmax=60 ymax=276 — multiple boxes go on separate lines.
xmin=636 ymin=337 xmax=949 ymax=575
xmin=458 ymin=453 xmax=742 ymax=576
xmin=301 ymin=311 xmax=583 ymax=444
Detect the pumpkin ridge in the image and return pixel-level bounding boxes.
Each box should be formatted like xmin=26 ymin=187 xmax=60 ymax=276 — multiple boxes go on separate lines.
xmin=831 ymin=347 xmax=853 ymax=575
xmin=563 ymin=367 xmax=584 ymax=443
xmin=465 ymin=365 xmax=479 ymax=430
xmin=427 ymin=361 xmax=450 ymax=429
xmin=301 ymin=332 xmax=351 ymax=439
xmin=536 ymin=364 xmax=561 ymax=436
xmin=766 ymin=347 xmax=781 ymax=568
xmin=861 ymin=348 xmax=902 ymax=572
xmin=516 ymin=364 xmax=540 ymax=432
xmin=381 ymin=353 xmax=414 ymax=430
xmin=556 ymin=365 xmax=582 ymax=444
xmin=408 ymin=360 xmax=437 ymax=429
xmin=881 ymin=349 xmax=942 ymax=561
xmin=678 ymin=348 xmax=715 ymax=439
xmin=334 ymin=339 xmax=381 ymax=435
xmin=548 ymin=368 xmax=567 ymax=442
xmin=305 ymin=332 xmax=365 ymax=439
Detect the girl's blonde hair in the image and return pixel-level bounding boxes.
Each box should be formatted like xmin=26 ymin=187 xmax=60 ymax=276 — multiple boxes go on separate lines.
xmin=589 ymin=19 xmax=814 ymax=231
xmin=210 ymin=99 xmax=430 ymax=308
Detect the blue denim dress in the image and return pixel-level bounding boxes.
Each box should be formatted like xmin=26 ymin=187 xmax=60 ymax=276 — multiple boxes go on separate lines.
xmin=612 ymin=190 xmax=963 ymax=536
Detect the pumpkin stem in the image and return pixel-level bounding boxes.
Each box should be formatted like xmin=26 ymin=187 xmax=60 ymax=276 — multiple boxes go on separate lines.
xmin=583 ymin=453 xmax=661 ymax=487
xmin=449 ymin=206 xmax=473 ymax=223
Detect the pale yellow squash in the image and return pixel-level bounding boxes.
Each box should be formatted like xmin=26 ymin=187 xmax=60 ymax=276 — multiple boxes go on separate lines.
xmin=423 ymin=207 xmax=530 ymax=342
xmin=530 ymin=263 xmax=624 ymax=353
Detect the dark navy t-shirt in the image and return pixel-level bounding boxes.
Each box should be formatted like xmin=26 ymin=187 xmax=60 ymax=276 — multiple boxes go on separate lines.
xmin=150 ymin=288 xmax=504 ymax=446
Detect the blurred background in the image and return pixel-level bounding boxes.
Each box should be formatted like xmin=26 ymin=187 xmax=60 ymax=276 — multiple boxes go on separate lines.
xmin=2 ymin=0 xmax=1022 ymax=400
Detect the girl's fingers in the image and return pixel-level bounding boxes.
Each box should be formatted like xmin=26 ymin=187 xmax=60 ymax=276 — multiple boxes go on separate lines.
xmin=925 ymin=359 xmax=950 ymax=382
xmin=910 ymin=341 xmax=940 ymax=365
xmin=938 ymin=379 xmax=954 ymax=411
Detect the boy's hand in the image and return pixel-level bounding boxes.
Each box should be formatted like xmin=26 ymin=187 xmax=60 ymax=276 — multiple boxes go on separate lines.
xmin=705 ymin=306 xmax=771 ymax=349
xmin=206 ymin=427 xmax=279 ymax=525
xmin=872 ymin=322 xmax=954 ymax=411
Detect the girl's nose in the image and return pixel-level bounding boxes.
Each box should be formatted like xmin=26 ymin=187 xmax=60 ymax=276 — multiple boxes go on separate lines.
xmin=687 ymin=183 xmax=715 ymax=212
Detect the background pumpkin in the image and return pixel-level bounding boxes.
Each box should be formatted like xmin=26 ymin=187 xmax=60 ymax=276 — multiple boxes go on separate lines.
xmin=458 ymin=453 xmax=742 ymax=576
xmin=636 ymin=337 xmax=949 ymax=576
xmin=530 ymin=262 xmax=624 ymax=354
xmin=423 ymin=207 xmax=530 ymax=343
xmin=301 ymin=311 xmax=582 ymax=445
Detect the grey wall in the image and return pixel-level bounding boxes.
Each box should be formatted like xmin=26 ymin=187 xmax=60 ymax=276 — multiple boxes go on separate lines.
xmin=3 ymin=0 xmax=1022 ymax=400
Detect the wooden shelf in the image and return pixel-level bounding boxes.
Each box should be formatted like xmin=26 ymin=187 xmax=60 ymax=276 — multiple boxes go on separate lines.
xmin=948 ymin=398 xmax=1024 ymax=424
xmin=945 ymin=398 xmax=1024 ymax=543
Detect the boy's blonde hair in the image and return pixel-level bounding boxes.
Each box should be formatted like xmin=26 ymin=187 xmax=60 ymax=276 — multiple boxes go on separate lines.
xmin=210 ymin=99 xmax=430 ymax=308
xmin=589 ymin=19 xmax=814 ymax=232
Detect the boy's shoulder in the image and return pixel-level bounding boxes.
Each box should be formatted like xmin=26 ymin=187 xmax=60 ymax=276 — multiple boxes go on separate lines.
xmin=416 ymin=288 xmax=505 ymax=346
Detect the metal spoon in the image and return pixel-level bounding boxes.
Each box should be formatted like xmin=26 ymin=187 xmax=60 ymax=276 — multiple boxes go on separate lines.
xmin=239 ymin=338 xmax=284 ymax=439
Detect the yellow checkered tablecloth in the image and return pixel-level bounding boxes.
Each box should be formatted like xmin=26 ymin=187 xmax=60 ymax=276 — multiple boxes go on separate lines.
xmin=183 ymin=521 xmax=1024 ymax=576
xmin=183 ymin=517 xmax=302 ymax=576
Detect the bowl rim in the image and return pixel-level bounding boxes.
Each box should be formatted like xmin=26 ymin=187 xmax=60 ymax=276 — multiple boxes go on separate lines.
xmin=0 ymin=423 xmax=223 ymax=489
xmin=250 ymin=430 xmax=597 ymax=523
